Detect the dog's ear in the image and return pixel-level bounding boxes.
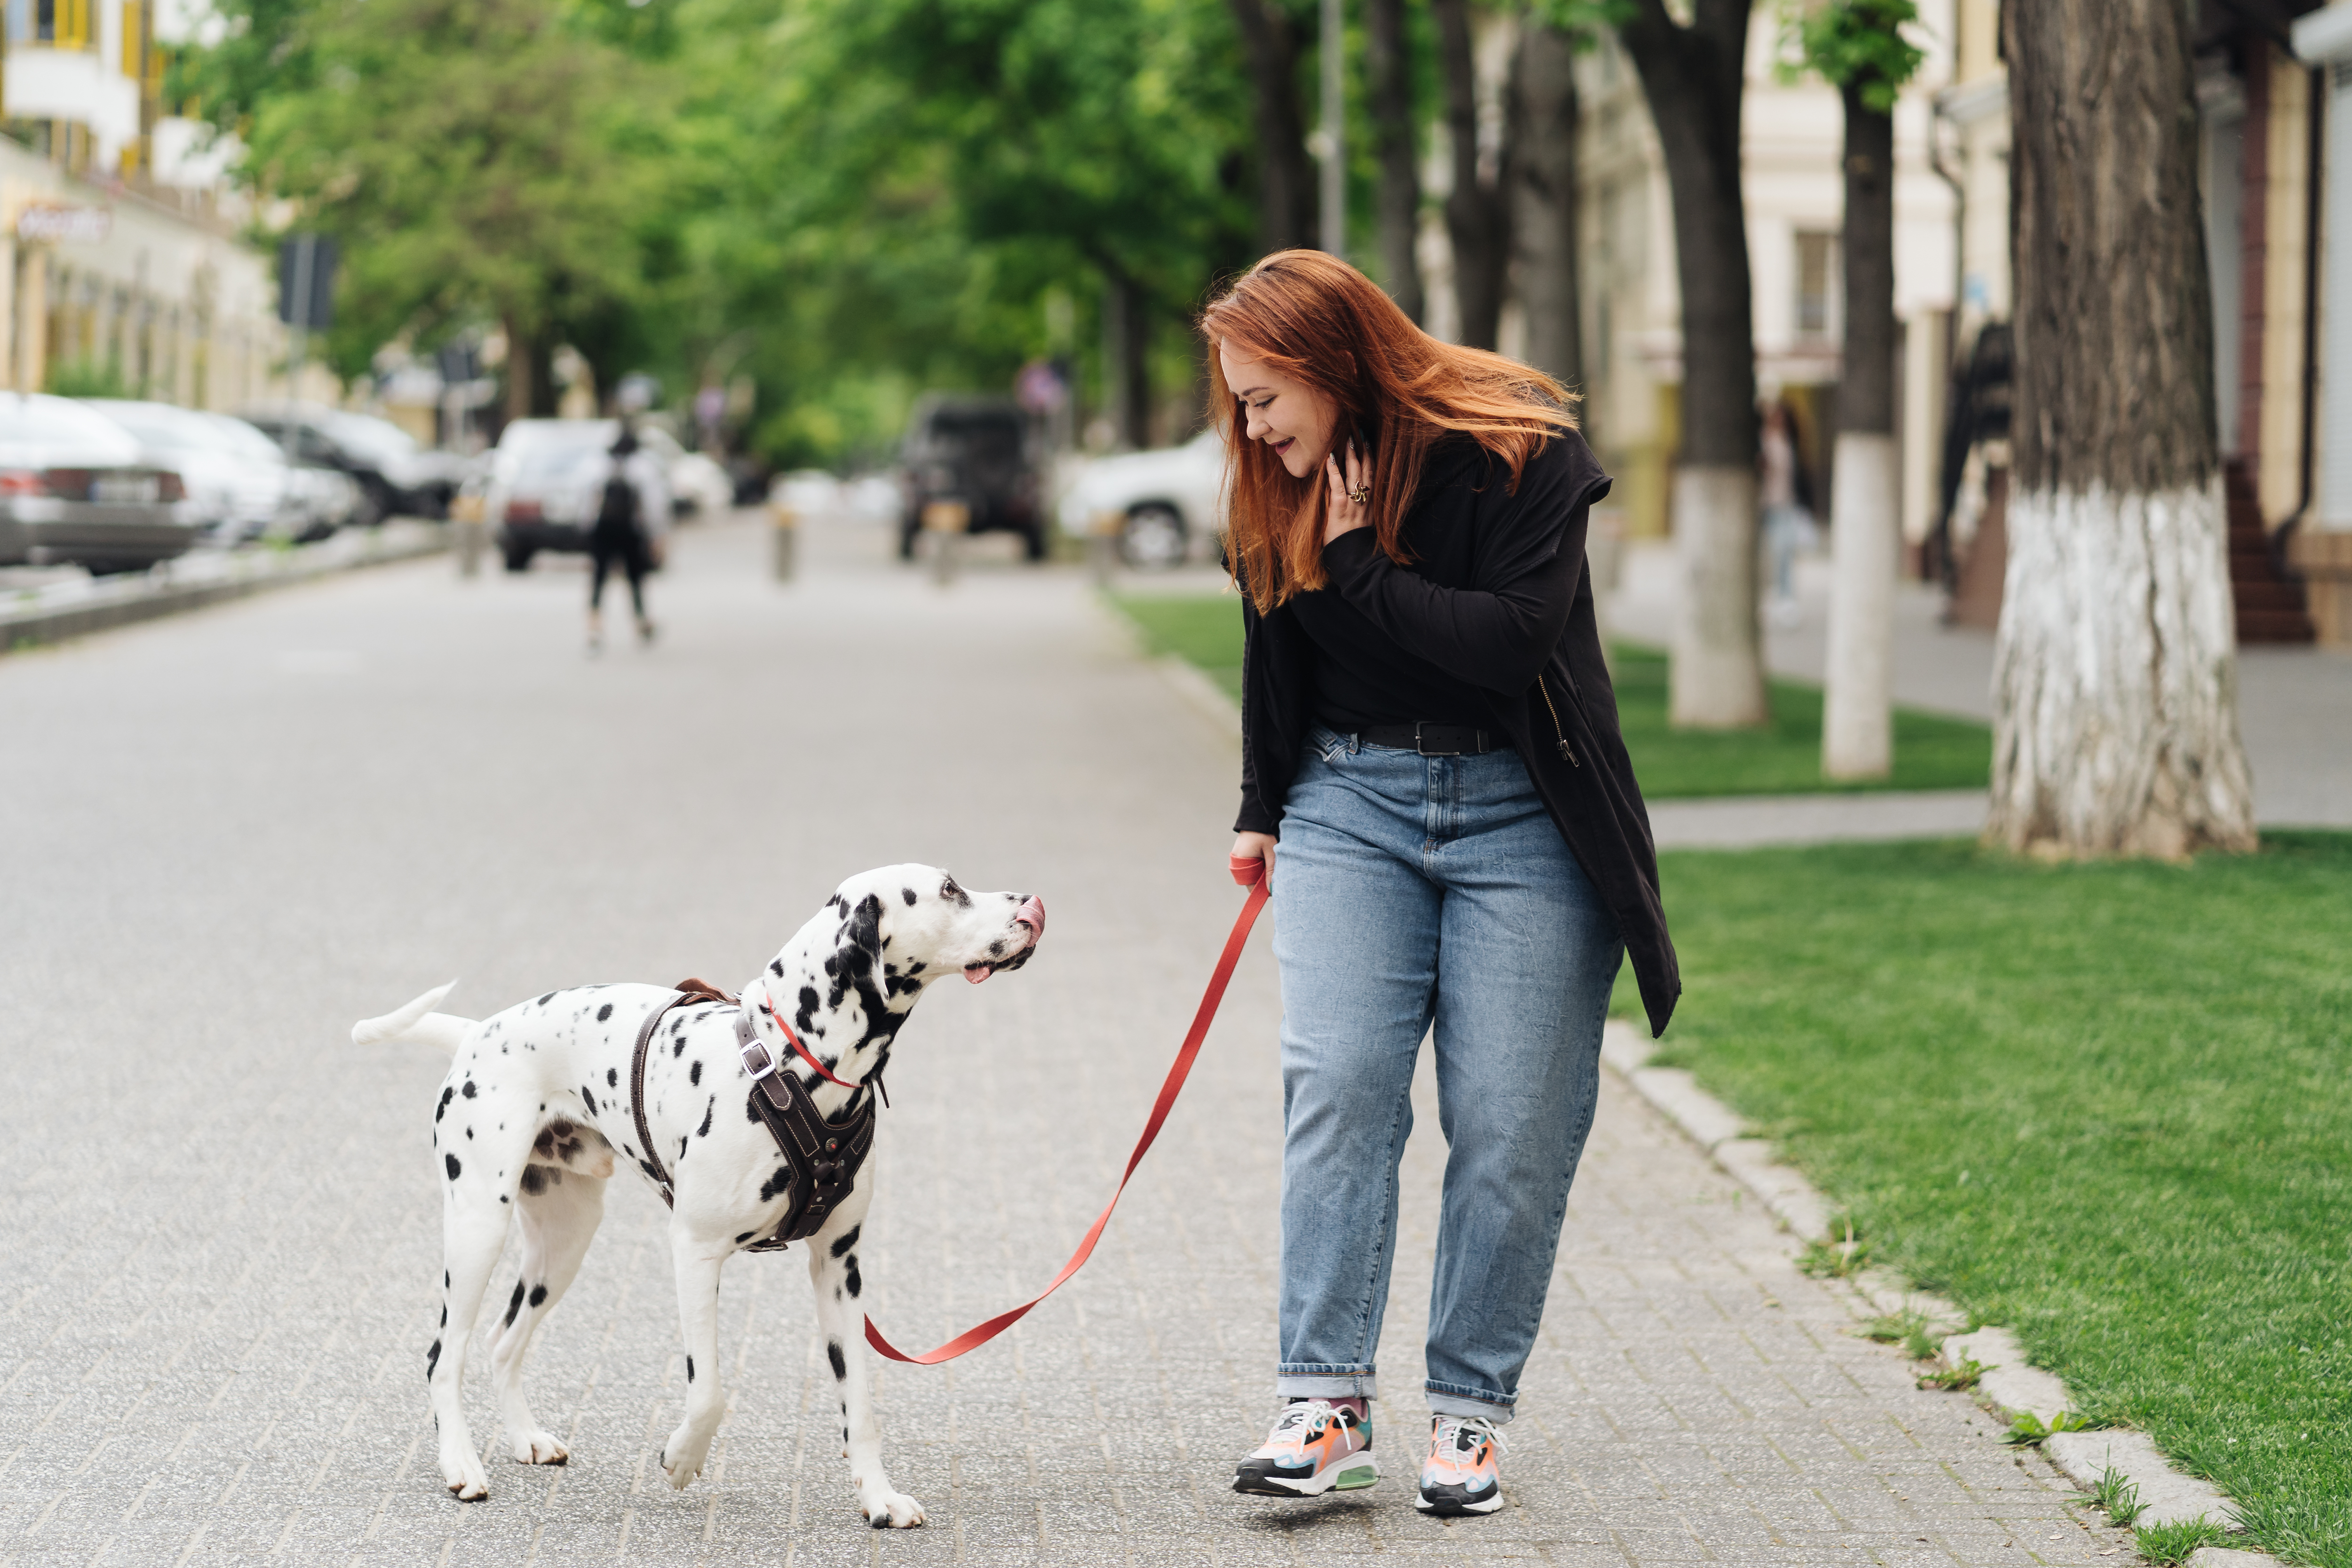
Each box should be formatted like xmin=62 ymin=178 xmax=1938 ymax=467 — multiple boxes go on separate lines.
xmin=836 ymin=892 xmax=886 ymax=977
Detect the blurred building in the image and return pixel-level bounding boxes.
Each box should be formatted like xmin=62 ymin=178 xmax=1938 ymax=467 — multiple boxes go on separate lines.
xmin=1 ymin=0 xmax=294 ymax=405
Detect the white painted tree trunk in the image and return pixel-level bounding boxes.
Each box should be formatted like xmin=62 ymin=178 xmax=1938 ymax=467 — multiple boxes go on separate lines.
xmin=1823 ymin=432 xmax=1898 ymax=779
xmin=1987 ymin=480 xmax=2257 ymax=856
xmin=1669 ymin=464 xmax=1768 ymax=728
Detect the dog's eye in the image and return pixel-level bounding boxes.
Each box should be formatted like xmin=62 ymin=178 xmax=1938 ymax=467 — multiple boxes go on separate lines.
xmin=940 ymin=877 xmax=967 ymax=905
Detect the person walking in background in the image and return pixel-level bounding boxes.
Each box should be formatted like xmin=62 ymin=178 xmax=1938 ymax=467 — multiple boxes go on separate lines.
xmin=588 ymin=426 xmax=669 ymax=652
xmin=1202 ymin=252 xmax=1678 ymax=1519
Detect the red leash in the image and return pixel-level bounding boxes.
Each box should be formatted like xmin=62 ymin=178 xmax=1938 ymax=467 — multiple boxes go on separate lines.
xmin=865 ymin=855 xmax=1271 ymax=1365
xmin=758 ymin=995 xmax=864 ymax=1091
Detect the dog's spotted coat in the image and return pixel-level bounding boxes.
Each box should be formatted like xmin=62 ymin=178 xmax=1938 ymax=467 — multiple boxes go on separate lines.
xmin=352 ymin=864 xmax=1043 ymax=1528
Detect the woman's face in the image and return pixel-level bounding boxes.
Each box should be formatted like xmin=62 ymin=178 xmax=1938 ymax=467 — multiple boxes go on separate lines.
xmin=1219 ymin=343 xmax=1337 ymax=480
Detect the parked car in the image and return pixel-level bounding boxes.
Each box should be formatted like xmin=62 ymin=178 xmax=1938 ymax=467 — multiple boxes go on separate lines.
xmin=635 ymin=424 xmax=736 ymax=517
xmin=485 ymin=418 xmax=618 ymax=570
xmin=282 ymin=459 xmax=366 ymax=536
xmin=84 ymin=399 xmax=319 ymax=545
xmin=897 ymin=395 xmax=1046 ymax=561
xmin=238 ymin=404 xmax=465 ymax=524
xmin=770 ymin=469 xmax=841 ymax=516
xmin=1056 ymin=426 xmax=1229 ymax=570
xmin=0 ymin=393 xmax=199 ymax=573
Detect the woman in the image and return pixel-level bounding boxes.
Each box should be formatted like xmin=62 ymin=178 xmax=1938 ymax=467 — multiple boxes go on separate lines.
xmin=1204 ymin=252 xmax=1678 ymax=1517
xmin=587 ymin=427 xmax=669 ymax=651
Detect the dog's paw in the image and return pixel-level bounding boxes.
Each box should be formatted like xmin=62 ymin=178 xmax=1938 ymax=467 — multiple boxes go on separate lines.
xmin=442 ymin=1445 xmax=492 ymax=1502
xmin=857 ymin=1488 xmax=925 ymax=1529
xmin=510 ymin=1431 xmax=569 ymax=1466
xmin=660 ymin=1428 xmax=711 ymax=1491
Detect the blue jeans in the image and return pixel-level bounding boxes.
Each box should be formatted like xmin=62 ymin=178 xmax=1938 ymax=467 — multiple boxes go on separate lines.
xmin=1270 ymin=727 xmax=1622 ymax=1423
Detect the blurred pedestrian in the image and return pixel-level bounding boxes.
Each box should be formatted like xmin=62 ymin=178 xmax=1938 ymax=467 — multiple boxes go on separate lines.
xmin=588 ymin=426 xmax=670 ymax=651
xmin=1202 ymin=253 xmax=1677 ymax=1519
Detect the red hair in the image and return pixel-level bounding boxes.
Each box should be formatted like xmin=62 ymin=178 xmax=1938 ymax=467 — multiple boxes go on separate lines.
xmin=1199 ymin=250 xmax=1576 ymax=613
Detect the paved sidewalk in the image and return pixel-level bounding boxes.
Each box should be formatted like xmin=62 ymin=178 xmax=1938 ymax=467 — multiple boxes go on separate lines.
xmin=3 ymin=515 xmax=2114 ymax=1565
xmin=1646 ymin=789 xmax=1988 ymax=851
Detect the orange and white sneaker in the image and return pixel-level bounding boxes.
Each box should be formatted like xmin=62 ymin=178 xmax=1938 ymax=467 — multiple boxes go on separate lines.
xmin=1416 ymin=1413 xmax=1506 ymax=1515
xmin=1232 ymin=1399 xmax=1378 ymax=1496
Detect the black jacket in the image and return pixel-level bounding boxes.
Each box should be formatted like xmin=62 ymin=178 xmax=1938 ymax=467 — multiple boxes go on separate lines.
xmin=1235 ymin=427 xmax=1680 ymax=1037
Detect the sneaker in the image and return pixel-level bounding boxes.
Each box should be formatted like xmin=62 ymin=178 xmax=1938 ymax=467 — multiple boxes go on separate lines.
xmin=1232 ymin=1399 xmax=1378 ymax=1497
xmin=1416 ymin=1413 xmax=1506 ymax=1516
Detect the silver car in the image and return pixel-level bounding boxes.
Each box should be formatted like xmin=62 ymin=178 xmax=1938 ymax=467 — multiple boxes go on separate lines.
xmin=0 ymin=393 xmax=199 ymax=573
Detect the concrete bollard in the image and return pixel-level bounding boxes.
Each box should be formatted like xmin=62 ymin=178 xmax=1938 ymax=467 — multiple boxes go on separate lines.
xmin=769 ymin=503 xmax=798 ymax=583
xmin=922 ymin=500 xmax=970 ymax=587
xmin=1088 ymin=509 xmax=1122 ymax=588
xmin=450 ymin=493 xmax=487 ymax=578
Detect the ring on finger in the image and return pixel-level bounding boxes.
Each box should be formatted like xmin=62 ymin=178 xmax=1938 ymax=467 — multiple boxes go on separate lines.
xmin=1348 ymin=485 xmax=1370 ymax=506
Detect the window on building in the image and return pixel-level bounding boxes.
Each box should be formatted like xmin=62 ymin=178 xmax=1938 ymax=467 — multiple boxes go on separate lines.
xmin=17 ymin=0 xmax=89 ymax=45
xmin=1796 ymin=231 xmax=1837 ymax=337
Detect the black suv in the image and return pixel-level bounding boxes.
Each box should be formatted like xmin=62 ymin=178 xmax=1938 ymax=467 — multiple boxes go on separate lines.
xmin=897 ymin=396 xmax=1046 ymax=561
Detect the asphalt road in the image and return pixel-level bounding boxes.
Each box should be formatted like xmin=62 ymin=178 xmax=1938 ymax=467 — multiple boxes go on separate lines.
xmin=2 ymin=513 xmax=2113 ymax=1566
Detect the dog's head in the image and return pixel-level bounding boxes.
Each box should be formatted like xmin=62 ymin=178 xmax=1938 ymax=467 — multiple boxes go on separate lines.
xmin=751 ymin=865 xmax=1044 ymax=1074
xmin=777 ymin=862 xmax=1044 ymax=1005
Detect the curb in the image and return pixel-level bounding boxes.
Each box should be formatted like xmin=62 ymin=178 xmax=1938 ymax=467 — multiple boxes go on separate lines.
xmin=1600 ymin=1018 xmax=2273 ymax=1563
xmin=1090 ymin=590 xmax=1244 ymax=748
xmin=0 ymin=521 xmax=451 ymax=656
xmin=1152 ymin=653 xmax=1242 ymax=744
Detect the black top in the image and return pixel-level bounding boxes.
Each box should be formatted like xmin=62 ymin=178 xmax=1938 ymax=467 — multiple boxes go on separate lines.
xmin=1290 ymin=433 xmax=1590 ymax=728
xmin=1235 ymin=425 xmax=1682 ymax=1037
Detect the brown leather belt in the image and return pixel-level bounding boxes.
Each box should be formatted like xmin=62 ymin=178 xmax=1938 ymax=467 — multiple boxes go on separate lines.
xmin=628 ymin=978 xmax=877 ymax=1254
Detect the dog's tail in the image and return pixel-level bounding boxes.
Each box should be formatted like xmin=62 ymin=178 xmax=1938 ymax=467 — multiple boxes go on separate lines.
xmin=351 ymin=981 xmax=475 ymax=1056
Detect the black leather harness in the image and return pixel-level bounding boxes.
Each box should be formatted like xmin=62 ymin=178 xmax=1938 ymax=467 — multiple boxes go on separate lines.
xmin=629 ymin=978 xmax=877 ymax=1253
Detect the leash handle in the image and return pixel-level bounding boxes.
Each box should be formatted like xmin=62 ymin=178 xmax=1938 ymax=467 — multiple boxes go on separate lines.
xmin=865 ymin=865 xmax=1272 ymax=1364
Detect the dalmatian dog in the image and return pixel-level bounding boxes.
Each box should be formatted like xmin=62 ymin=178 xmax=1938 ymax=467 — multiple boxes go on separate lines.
xmin=350 ymin=864 xmax=1044 ymax=1528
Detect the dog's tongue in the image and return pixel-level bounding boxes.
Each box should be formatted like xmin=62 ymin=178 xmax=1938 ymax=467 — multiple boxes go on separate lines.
xmin=963 ymin=963 xmax=992 ymax=985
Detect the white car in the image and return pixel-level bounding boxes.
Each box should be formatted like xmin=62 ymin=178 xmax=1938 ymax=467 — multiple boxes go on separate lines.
xmin=86 ymin=400 xmax=315 ymax=544
xmin=483 ymin=418 xmax=624 ymax=570
xmin=636 ymin=425 xmax=735 ymax=517
xmin=1056 ymin=427 xmax=1229 ymax=569
xmin=769 ymin=470 xmax=841 ymax=516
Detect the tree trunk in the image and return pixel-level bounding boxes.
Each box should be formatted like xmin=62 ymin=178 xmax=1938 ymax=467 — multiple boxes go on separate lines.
xmin=1102 ymin=267 xmax=1151 ymax=452
xmin=1619 ymin=0 xmax=1767 ymax=728
xmin=502 ymin=316 xmax=558 ymax=425
xmin=1510 ymin=18 xmax=1580 ymax=390
xmin=1994 ymin=0 xmax=2256 ymax=857
xmin=1823 ymin=88 xmax=1898 ymax=780
xmin=1366 ymin=0 xmax=1423 ymax=322
xmin=1433 ymin=0 xmax=1507 ymax=350
xmin=1228 ymin=0 xmax=1319 ymax=255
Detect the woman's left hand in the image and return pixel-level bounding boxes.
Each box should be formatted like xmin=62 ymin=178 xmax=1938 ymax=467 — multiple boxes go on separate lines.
xmin=1322 ymin=440 xmax=1369 ymax=546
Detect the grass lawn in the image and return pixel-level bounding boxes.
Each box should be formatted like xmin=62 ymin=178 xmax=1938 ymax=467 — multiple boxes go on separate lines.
xmin=1107 ymin=591 xmax=1991 ymax=797
xmin=1113 ymin=591 xmax=1249 ymax=704
xmin=1613 ymin=835 xmax=2352 ymax=1566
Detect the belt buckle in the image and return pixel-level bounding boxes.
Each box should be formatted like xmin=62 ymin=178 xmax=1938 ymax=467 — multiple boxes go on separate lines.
xmin=740 ymin=1038 xmax=777 ymax=1081
xmin=1414 ymin=721 xmax=1466 ymax=757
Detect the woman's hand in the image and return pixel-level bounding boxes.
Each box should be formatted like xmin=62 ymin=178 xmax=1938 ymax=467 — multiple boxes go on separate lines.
xmin=1322 ymin=440 xmax=1369 ymax=546
xmin=1232 ymin=831 xmax=1277 ymax=884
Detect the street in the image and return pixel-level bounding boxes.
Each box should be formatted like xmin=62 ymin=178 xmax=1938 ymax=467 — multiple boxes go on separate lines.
xmin=2 ymin=514 xmax=2112 ymax=1566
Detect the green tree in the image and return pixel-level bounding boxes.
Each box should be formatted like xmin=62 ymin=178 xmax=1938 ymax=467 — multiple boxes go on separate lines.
xmin=672 ymin=0 xmax=1257 ymax=462
xmin=185 ymin=0 xmax=667 ymax=416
